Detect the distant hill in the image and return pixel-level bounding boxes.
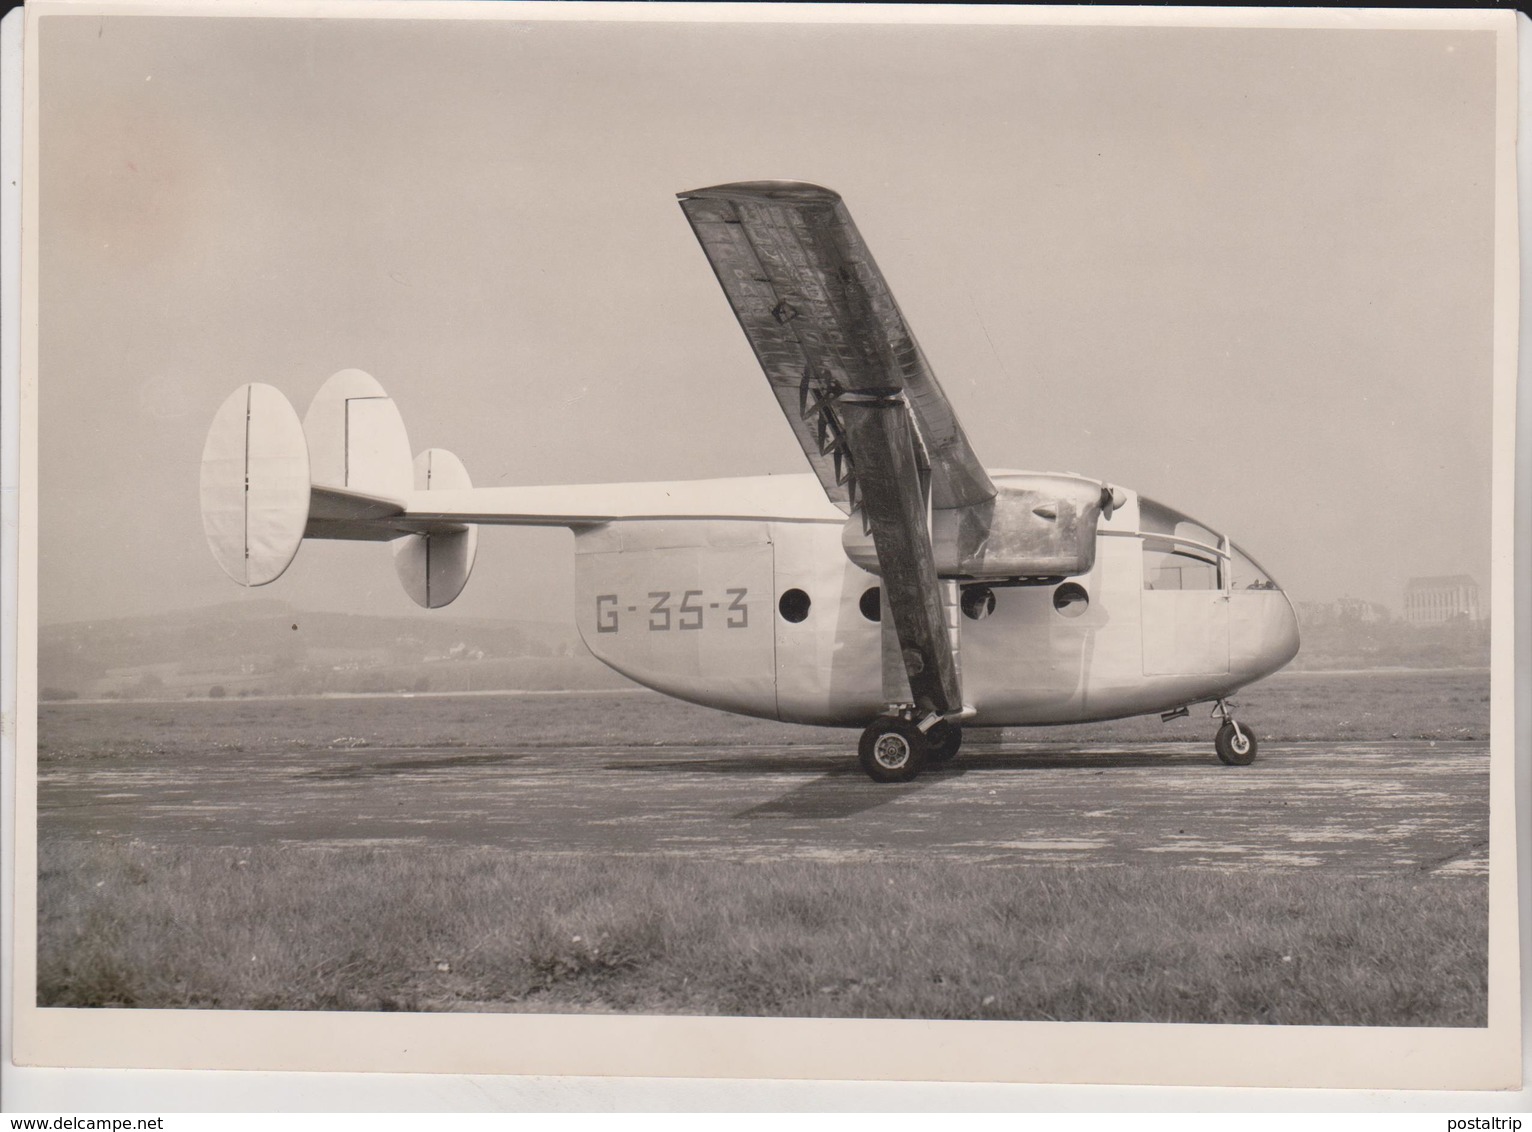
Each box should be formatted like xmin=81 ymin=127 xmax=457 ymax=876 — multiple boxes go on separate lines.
xmin=38 ymin=599 xmax=633 ymax=700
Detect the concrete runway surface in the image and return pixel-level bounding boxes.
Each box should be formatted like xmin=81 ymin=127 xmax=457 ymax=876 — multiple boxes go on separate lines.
xmin=40 ymin=737 xmax=1488 ymax=876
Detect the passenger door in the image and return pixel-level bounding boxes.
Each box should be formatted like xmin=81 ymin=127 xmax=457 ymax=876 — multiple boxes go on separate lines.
xmin=1140 ymin=540 xmax=1229 ymax=676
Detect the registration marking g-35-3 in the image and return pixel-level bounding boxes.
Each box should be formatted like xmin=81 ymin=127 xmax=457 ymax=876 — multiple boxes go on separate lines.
xmin=595 ymin=588 xmax=749 ymax=633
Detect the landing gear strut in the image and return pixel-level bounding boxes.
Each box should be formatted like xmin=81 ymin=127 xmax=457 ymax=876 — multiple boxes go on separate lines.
xmin=1212 ymin=700 xmax=1257 ymax=766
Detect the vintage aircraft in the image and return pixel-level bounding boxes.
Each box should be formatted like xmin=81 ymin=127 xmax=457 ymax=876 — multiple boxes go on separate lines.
xmin=200 ymin=181 xmax=1299 ymax=782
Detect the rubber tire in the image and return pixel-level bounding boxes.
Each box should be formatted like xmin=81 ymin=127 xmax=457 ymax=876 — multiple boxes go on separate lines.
xmin=858 ymin=717 xmax=929 ymax=783
xmin=1215 ymin=721 xmax=1257 ymax=766
xmin=925 ymin=720 xmax=963 ymax=764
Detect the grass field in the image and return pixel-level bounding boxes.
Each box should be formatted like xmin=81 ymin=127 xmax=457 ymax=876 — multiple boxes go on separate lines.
xmin=36 ymin=668 xmax=1492 ymax=1024
xmin=39 ymin=842 xmax=1485 ymax=1025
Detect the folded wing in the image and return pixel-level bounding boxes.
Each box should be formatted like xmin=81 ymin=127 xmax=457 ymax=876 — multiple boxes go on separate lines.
xmin=681 ymin=182 xmax=1001 ymax=717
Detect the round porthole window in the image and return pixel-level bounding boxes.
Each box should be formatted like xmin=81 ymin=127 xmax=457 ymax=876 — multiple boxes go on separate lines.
xmin=859 ymin=587 xmax=881 ymax=622
xmin=961 ymin=586 xmax=996 ymax=621
xmin=1053 ymin=583 xmax=1089 ymax=618
xmin=779 ymin=588 xmax=811 ymax=623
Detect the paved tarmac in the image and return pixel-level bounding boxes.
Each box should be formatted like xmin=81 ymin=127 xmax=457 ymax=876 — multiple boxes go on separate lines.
xmin=39 ymin=737 xmax=1489 ymax=876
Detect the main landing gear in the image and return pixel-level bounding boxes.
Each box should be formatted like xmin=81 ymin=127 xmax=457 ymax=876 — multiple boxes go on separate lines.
xmin=1212 ymin=699 xmax=1257 ymax=766
xmin=857 ymin=714 xmax=963 ymax=783
xmin=925 ymin=719 xmax=963 ymax=763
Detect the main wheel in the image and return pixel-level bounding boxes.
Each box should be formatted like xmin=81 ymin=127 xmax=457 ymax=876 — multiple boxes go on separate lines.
xmin=1215 ymin=721 xmax=1257 ymax=766
xmin=925 ymin=720 xmax=963 ymax=764
xmin=858 ymin=717 xmax=929 ymax=783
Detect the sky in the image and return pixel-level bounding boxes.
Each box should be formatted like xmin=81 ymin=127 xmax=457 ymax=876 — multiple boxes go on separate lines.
xmin=35 ymin=12 xmax=1501 ymax=627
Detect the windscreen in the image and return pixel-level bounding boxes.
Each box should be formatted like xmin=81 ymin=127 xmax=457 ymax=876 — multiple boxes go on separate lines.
xmin=1230 ymin=544 xmax=1282 ymax=591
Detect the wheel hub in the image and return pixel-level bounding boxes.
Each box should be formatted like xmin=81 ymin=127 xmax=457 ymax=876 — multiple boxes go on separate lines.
xmin=873 ymin=733 xmax=911 ymax=770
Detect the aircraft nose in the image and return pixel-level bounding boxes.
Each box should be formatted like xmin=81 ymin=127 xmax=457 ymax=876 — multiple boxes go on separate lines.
xmin=1231 ymin=589 xmax=1301 ymax=679
xmin=1273 ymin=593 xmax=1301 ymax=670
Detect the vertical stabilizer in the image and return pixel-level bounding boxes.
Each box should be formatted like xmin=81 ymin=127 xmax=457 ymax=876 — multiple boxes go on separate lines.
xmin=301 ymin=369 xmax=413 ymax=502
xmin=199 ymin=383 xmax=311 ymax=586
xmin=392 ymin=448 xmax=478 ymax=608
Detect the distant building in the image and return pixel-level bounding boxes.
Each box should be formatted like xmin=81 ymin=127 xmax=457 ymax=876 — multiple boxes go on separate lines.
xmin=1404 ymin=575 xmax=1480 ymax=624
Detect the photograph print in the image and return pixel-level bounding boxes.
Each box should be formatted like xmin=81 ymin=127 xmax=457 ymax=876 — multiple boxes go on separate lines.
xmin=16 ymin=2 xmax=1522 ymax=1090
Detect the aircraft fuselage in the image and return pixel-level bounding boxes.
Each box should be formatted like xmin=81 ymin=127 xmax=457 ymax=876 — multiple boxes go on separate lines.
xmin=574 ymin=472 xmax=1299 ymax=728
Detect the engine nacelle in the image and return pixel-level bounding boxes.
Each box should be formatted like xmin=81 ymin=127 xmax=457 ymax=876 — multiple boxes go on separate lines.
xmin=842 ymin=473 xmax=1111 ymax=581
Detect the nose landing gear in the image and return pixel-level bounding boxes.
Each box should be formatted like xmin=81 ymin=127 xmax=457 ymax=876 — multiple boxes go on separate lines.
xmin=1212 ymin=699 xmax=1257 ymax=766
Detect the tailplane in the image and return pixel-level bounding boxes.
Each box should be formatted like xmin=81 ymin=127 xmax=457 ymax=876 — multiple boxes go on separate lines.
xmin=198 ymin=370 xmax=478 ymax=608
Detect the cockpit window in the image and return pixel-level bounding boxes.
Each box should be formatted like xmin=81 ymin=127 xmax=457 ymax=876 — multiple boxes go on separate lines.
xmin=1231 ymin=544 xmax=1282 ymax=591
xmin=1139 ymin=498 xmax=1223 ymax=590
xmin=1139 ymin=499 xmax=1221 ymax=551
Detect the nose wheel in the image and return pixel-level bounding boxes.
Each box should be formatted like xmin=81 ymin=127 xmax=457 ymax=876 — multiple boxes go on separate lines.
xmin=1212 ymin=701 xmax=1257 ymax=766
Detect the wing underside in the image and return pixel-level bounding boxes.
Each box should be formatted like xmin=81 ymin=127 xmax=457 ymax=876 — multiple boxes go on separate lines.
xmin=678 ymin=181 xmax=995 ymax=515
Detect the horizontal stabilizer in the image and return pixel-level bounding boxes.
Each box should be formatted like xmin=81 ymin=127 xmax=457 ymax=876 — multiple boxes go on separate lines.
xmin=199 ymin=383 xmax=311 ymax=586
xmin=396 ymin=474 xmax=846 ymax=528
xmin=309 ymin=484 xmax=407 ymax=524
xmin=303 ymin=484 xmax=409 ymax=542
